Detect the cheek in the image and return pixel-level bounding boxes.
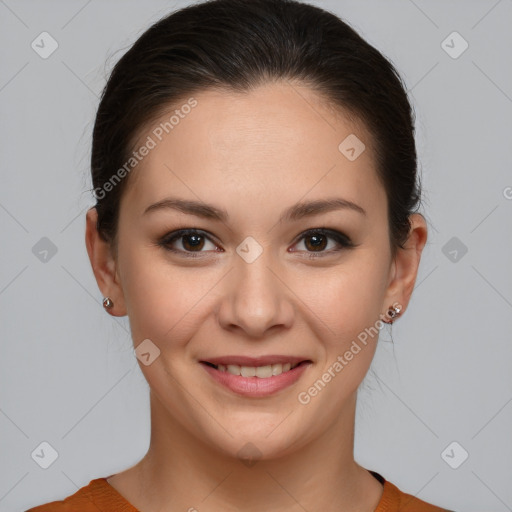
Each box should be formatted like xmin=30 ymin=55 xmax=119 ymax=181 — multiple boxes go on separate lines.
xmin=297 ymin=261 xmax=390 ymax=402
xmin=119 ymin=246 xmax=216 ymax=347
xmin=118 ymin=245 xmax=177 ymax=340
xmin=304 ymin=258 xmax=388 ymax=343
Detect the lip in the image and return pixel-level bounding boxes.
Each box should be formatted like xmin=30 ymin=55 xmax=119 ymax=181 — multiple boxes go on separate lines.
xmin=200 ymin=355 xmax=310 ymax=367
xmin=200 ymin=360 xmax=312 ymax=398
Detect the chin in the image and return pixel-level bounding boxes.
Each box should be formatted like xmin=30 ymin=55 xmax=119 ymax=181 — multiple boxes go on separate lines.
xmin=202 ymin=423 xmax=311 ymax=464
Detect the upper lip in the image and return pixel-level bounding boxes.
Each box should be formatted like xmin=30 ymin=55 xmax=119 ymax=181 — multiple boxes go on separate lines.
xmin=200 ymin=355 xmax=311 ymax=367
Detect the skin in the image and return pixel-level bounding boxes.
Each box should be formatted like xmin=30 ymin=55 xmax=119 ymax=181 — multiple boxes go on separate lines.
xmin=86 ymin=81 xmax=427 ymax=512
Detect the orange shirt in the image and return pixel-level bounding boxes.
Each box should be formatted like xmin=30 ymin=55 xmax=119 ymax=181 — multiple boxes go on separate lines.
xmin=25 ymin=470 xmax=454 ymax=511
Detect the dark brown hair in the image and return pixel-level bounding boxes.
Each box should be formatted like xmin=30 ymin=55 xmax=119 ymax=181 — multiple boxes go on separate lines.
xmin=90 ymin=0 xmax=423 ymax=257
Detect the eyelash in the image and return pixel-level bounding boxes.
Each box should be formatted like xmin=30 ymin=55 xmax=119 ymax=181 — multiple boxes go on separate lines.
xmin=157 ymin=228 xmax=355 ymax=259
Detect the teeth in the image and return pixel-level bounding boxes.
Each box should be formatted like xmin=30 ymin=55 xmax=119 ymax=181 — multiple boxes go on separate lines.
xmin=217 ymin=362 xmax=300 ymax=378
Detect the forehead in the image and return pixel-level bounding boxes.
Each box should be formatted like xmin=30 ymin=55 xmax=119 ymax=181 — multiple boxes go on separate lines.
xmin=122 ymin=81 xmax=385 ymax=217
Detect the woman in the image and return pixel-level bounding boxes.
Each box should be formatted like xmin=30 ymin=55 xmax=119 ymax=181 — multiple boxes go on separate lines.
xmin=27 ymin=0 xmax=454 ymax=510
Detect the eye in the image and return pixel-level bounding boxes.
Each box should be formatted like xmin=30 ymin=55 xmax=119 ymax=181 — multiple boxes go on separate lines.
xmin=158 ymin=229 xmax=220 ymax=257
xmin=158 ymin=227 xmax=355 ymax=259
xmin=290 ymin=228 xmax=354 ymax=258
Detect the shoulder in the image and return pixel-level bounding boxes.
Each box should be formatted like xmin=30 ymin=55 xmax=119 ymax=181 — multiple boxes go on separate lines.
xmin=24 ymin=477 xmax=137 ymax=512
xmin=380 ymin=476 xmax=456 ymax=512
xmin=368 ymin=470 xmax=455 ymax=512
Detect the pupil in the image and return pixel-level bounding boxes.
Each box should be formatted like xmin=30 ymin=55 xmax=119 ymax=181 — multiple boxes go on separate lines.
xmin=306 ymin=235 xmax=326 ymax=251
xmin=184 ymin=234 xmax=203 ymax=250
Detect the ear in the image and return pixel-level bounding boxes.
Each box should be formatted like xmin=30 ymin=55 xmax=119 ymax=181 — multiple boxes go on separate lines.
xmin=85 ymin=207 xmax=127 ymax=316
xmin=382 ymin=213 xmax=428 ymax=319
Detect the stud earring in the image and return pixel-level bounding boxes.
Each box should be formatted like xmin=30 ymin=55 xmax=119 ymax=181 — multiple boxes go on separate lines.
xmin=383 ymin=304 xmax=401 ymax=324
xmin=102 ymin=297 xmax=114 ymax=310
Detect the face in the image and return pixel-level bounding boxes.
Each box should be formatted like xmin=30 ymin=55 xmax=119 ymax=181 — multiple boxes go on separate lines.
xmin=103 ymin=81 xmax=400 ymax=460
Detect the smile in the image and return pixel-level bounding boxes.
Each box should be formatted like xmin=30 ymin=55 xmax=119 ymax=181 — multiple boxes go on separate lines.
xmin=199 ymin=358 xmax=312 ymax=398
xmin=204 ymin=361 xmax=301 ymax=377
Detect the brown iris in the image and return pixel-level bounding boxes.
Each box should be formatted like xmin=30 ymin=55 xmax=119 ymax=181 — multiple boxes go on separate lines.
xmin=182 ymin=233 xmax=205 ymax=251
xmin=304 ymin=234 xmax=327 ymax=252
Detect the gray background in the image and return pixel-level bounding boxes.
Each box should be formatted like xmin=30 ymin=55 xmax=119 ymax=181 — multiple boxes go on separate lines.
xmin=1 ymin=1 xmax=511 ymax=511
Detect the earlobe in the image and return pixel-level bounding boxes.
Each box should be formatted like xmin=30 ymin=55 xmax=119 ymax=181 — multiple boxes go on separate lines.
xmin=85 ymin=207 xmax=127 ymax=316
xmin=382 ymin=213 xmax=428 ymax=320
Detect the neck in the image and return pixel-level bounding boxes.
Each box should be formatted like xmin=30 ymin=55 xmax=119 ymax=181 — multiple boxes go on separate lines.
xmin=109 ymin=391 xmax=382 ymax=512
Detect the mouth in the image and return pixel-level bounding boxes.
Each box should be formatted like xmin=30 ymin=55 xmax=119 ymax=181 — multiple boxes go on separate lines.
xmin=199 ymin=356 xmax=313 ymax=397
xmin=200 ymin=360 xmax=308 ymax=378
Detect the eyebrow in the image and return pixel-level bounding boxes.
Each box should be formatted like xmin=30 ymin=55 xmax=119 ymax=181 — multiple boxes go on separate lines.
xmin=143 ymin=197 xmax=366 ymax=222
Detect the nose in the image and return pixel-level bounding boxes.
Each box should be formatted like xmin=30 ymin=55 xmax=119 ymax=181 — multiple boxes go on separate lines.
xmin=216 ymin=249 xmax=295 ymax=338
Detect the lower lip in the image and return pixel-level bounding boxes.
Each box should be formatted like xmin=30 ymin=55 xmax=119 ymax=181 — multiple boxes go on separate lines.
xmin=200 ymin=362 xmax=311 ymax=398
